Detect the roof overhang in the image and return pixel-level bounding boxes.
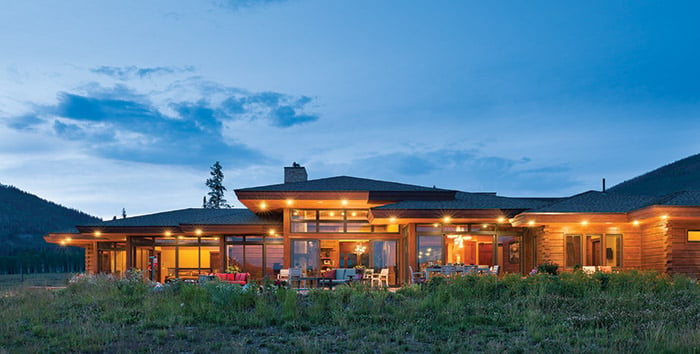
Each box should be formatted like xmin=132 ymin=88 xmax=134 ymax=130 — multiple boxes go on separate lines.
xmin=235 ymin=191 xmax=384 ymax=212
xmin=369 ymin=208 xmax=513 ymax=224
xmin=511 ymin=212 xmax=629 ymax=227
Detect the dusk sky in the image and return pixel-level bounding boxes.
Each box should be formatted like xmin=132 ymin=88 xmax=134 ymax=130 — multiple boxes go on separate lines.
xmin=1 ymin=1 xmax=699 ymax=220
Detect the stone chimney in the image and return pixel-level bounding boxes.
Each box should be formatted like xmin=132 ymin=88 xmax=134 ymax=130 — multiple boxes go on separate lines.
xmin=284 ymin=162 xmax=307 ymax=184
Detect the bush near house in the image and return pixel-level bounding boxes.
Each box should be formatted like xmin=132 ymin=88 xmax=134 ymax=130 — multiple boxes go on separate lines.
xmin=1 ymin=271 xmax=700 ymax=352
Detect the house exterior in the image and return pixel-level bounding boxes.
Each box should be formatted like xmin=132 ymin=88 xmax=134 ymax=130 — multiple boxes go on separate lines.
xmin=44 ymin=162 xmax=700 ymax=284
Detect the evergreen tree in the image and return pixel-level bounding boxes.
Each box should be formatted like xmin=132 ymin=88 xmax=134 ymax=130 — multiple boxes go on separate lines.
xmin=205 ymin=161 xmax=229 ymax=208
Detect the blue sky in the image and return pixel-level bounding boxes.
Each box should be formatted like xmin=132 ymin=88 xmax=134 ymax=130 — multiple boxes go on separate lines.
xmin=1 ymin=0 xmax=699 ymax=219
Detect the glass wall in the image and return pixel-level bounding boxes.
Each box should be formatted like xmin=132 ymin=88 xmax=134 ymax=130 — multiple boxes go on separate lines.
xmin=417 ymin=223 xmax=507 ymax=270
xmin=291 ymin=209 xmax=398 ymax=233
xmin=225 ymin=234 xmax=284 ymax=279
xmin=97 ymin=242 xmax=126 ymax=275
xmin=566 ymin=233 xmax=623 ymax=268
xmin=605 ymin=234 xmax=622 ymax=267
xmin=292 ymin=240 xmax=319 ymax=275
xmin=130 ymin=236 xmax=220 ymax=282
xmin=418 ymin=235 xmax=442 ymax=268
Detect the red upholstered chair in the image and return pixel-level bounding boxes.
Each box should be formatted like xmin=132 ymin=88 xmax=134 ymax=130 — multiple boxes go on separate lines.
xmin=215 ymin=273 xmax=228 ymax=281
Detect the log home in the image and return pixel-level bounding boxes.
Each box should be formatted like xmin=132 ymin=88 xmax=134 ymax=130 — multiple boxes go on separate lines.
xmin=44 ymin=156 xmax=700 ymax=284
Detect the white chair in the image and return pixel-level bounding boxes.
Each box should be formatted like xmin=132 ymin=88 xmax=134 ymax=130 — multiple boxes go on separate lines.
xmin=489 ymin=265 xmax=500 ymax=276
xmin=363 ymin=269 xmax=374 ymax=281
xmin=289 ymin=268 xmax=303 ymax=288
xmin=582 ymin=266 xmax=596 ymax=275
xmin=277 ymin=268 xmax=290 ymax=281
xmin=371 ymin=268 xmax=389 ymax=287
xmin=409 ymin=266 xmax=425 ymax=285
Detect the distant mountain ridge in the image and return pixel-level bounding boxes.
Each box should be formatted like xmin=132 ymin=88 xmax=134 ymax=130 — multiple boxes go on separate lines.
xmin=608 ymin=153 xmax=700 ymax=196
xmin=0 ymin=183 xmax=101 ymax=253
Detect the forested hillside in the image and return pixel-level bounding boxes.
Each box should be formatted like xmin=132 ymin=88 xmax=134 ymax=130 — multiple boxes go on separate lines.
xmin=608 ymin=153 xmax=700 ymax=196
xmin=0 ymin=184 xmax=101 ymax=274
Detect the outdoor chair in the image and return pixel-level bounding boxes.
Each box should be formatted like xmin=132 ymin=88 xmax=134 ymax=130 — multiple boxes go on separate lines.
xmin=489 ymin=265 xmax=500 ymax=276
xmin=598 ymin=266 xmax=613 ymax=273
xmin=363 ymin=269 xmax=374 ymax=281
xmin=371 ymin=268 xmax=389 ymax=287
xmin=277 ymin=268 xmax=290 ymax=281
xmin=409 ymin=266 xmax=425 ymax=285
xmin=582 ymin=266 xmax=596 ymax=275
xmin=289 ymin=268 xmax=303 ymax=288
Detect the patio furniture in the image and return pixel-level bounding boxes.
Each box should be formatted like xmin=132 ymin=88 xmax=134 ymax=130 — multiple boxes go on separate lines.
xmin=289 ymin=268 xmax=303 ymax=288
xmin=318 ymin=268 xmax=357 ymax=289
xmin=598 ymin=266 xmax=613 ymax=273
xmin=464 ymin=265 xmax=478 ymax=274
xmin=489 ymin=265 xmax=500 ymax=276
xmin=214 ymin=272 xmax=249 ymax=285
xmin=371 ymin=268 xmax=389 ymax=287
xmin=582 ymin=266 xmax=596 ymax=275
xmin=424 ymin=267 xmax=442 ymax=280
xmin=441 ymin=265 xmax=456 ymax=277
xmin=409 ymin=266 xmax=425 ymax=285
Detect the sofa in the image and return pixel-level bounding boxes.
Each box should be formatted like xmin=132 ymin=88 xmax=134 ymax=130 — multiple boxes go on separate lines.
xmin=319 ymin=268 xmax=359 ymax=288
xmin=214 ymin=272 xmax=249 ymax=285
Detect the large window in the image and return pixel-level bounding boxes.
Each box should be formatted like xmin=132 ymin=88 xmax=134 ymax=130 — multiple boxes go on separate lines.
xmin=226 ymin=235 xmax=284 ymax=279
xmin=291 ymin=209 xmax=398 ymax=233
xmin=566 ymin=234 xmax=622 ymax=268
xmin=292 ymin=240 xmax=319 ymax=275
xmin=130 ymin=236 xmax=219 ymax=282
xmin=418 ymin=236 xmax=443 ymax=268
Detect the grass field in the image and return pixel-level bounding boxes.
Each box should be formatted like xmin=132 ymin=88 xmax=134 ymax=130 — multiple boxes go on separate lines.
xmin=1 ymin=271 xmax=700 ymax=353
xmin=0 ymin=273 xmax=72 ymax=291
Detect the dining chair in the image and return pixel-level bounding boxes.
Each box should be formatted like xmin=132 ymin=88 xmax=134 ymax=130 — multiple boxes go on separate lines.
xmin=409 ymin=266 xmax=425 ymax=285
xmin=371 ymin=268 xmax=390 ymax=287
xmin=289 ymin=268 xmax=303 ymax=288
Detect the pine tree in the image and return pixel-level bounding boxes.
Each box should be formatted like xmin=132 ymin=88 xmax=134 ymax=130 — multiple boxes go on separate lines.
xmin=205 ymin=161 xmax=229 ymax=208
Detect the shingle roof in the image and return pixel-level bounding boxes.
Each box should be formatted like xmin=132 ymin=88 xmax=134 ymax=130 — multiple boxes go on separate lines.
xmin=654 ymin=191 xmax=700 ymax=206
xmin=80 ymin=208 xmax=279 ymax=227
xmin=529 ymin=191 xmax=657 ymax=213
xmin=236 ymin=176 xmax=452 ymax=193
xmin=373 ymin=192 xmax=557 ymax=210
